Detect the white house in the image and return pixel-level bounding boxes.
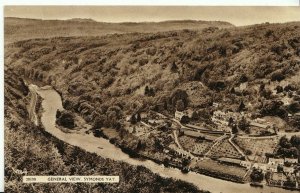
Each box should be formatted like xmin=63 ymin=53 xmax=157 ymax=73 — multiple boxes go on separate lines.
xmin=268 ymin=158 xmax=284 ymax=166
xmin=212 ymin=102 xmax=219 ymax=108
xmin=255 ymin=118 xmax=266 ymax=124
xmin=140 ymin=112 xmax=148 ymax=119
xmin=218 ymin=157 xmax=241 ymax=165
xmin=253 ymin=163 xmax=267 ymax=171
xmin=284 ymin=158 xmax=298 ymax=164
xmin=240 ymin=161 xmax=252 ymax=169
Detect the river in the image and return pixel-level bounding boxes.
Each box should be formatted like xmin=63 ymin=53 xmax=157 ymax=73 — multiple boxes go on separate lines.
xmin=32 ymin=85 xmax=295 ymax=193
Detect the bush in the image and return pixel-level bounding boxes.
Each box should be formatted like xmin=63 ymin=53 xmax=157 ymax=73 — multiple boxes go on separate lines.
xmin=260 ymin=100 xmax=287 ymax=118
xmin=284 ymin=84 xmax=297 ymax=92
xmin=271 ymin=71 xmax=285 ymax=81
xmin=239 ymin=74 xmax=248 ymax=83
xmin=208 ymin=80 xmax=226 ymax=91
xmin=139 ymin=58 xmax=149 ymax=66
xmin=250 ymin=168 xmax=264 ymax=182
xmin=271 ymin=43 xmax=287 ymax=55
xmin=56 ymin=110 xmax=75 ymax=129
xmin=170 ymin=89 xmax=189 ymax=108
xmin=265 ymin=30 xmax=274 ymax=38
xmin=238 ymin=117 xmax=250 ymax=132
xmin=276 ymin=85 xmax=283 ymax=93
xmin=245 ymin=150 xmax=252 ymax=155
xmin=288 ymin=102 xmax=300 ymax=113
xmin=146 ymin=47 xmax=157 ymax=56
xmin=176 ymin=100 xmax=185 ymax=111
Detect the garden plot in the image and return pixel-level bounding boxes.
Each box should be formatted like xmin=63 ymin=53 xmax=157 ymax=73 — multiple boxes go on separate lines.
xmin=207 ymin=139 xmax=243 ymax=159
xmin=179 ymin=136 xmax=213 ymax=156
xmin=234 ymin=136 xmax=279 ymax=163
xmin=191 ymin=142 xmax=213 ymax=155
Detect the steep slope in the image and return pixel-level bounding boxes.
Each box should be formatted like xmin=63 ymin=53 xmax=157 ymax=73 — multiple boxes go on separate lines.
xmin=5 ymin=22 xmax=300 ymax=130
xmin=4 ymin=69 xmax=206 ymax=193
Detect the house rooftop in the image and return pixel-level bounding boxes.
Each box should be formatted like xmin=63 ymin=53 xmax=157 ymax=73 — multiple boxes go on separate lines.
xmin=250 ymin=121 xmax=268 ymax=129
xmin=284 ymin=158 xmax=298 ymax=163
xmin=218 ymin=157 xmax=241 ymax=165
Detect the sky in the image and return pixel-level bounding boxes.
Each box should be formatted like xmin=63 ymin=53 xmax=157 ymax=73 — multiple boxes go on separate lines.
xmin=4 ymin=6 xmax=300 ymax=26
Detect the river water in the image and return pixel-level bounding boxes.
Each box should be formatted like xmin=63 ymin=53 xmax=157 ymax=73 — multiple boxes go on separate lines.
xmin=35 ymin=86 xmax=295 ymax=193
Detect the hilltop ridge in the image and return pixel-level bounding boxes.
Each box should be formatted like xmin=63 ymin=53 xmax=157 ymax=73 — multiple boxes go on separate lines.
xmin=4 ymin=17 xmax=234 ymax=44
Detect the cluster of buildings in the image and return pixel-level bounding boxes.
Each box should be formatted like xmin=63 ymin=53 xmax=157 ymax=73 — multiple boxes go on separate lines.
xmin=211 ymin=110 xmax=275 ymax=133
xmin=266 ymin=158 xmax=299 ymax=189
xmin=211 ymin=110 xmax=251 ymax=131
xmin=218 ymin=156 xmax=299 ymax=175
xmin=218 ymin=157 xmax=252 ymax=169
xmin=250 ymin=157 xmax=299 ymax=174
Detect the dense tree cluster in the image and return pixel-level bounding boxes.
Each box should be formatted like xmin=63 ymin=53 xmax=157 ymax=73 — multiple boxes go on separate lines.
xmin=170 ymin=89 xmax=189 ymax=110
xmin=260 ymin=100 xmax=287 ymax=119
xmin=238 ymin=117 xmax=250 ymax=133
xmin=250 ymin=168 xmax=264 ymax=182
xmin=145 ymin=85 xmax=155 ymax=97
xmin=276 ymin=136 xmax=300 ymax=159
xmin=56 ymin=110 xmax=75 ymax=129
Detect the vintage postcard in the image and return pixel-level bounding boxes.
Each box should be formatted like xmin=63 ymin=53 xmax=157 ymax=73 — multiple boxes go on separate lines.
xmin=4 ymin=5 xmax=300 ymax=193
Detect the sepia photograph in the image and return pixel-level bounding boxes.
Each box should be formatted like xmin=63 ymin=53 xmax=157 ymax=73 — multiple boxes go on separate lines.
xmin=3 ymin=5 xmax=300 ymax=193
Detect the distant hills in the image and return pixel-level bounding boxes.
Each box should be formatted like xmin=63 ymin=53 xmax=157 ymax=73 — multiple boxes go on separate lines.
xmin=4 ymin=17 xmax=234 ymax=44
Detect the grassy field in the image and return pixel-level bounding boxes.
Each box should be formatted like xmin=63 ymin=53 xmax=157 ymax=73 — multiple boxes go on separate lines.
xmin=192 ymin=159 xmax=247 ymax=182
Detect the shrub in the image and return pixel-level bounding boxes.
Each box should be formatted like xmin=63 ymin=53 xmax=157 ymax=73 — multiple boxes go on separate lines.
xmin=264 ymin=30 xmax=274 ymax=38
xmin=56 ymin=110 xmax=75 ymax=129
xmin=288 ymin=102 xmax=300 ymax=113
xmin=271 ymin=43 xmax=287 ymax=55
xmin=271 ymin=71 xmax=285 ymax=81
xmin=146 ymin=47 xmax=157 ymax=56
xmin=139 ymin=58 xmax=149 ymax=66
xmin=260 ymin=100 xmax=287 ymax=118
xmin=208 ymin=80 xmax=226 ymax=91
xmin=250 ymin=168 xmax=264 ymax=182
xmin=170 ymin=89 xmax=189 ymax=108
xmin=239 ymin=74 xmax=248 ymax=83
xmin=276 ymin=85 xmax=283 ymax=93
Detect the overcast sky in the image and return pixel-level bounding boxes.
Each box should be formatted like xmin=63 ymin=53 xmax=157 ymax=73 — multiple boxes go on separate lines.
xmin=4 ymin=6 xmax=300 ymax=26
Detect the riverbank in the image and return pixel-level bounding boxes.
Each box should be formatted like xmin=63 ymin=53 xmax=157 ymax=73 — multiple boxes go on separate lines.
xmin=31 ymin=84 xmax=297 ymax=193
xmin=267 ymin=183 xmax=300 ymax=191
xmin=24 ymin=84 xmax=206 ymax=193
xmin=98 ymin=127 xmax=246 ymax=184
xmin=7 ymin=112 xmax=203 ymax=193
